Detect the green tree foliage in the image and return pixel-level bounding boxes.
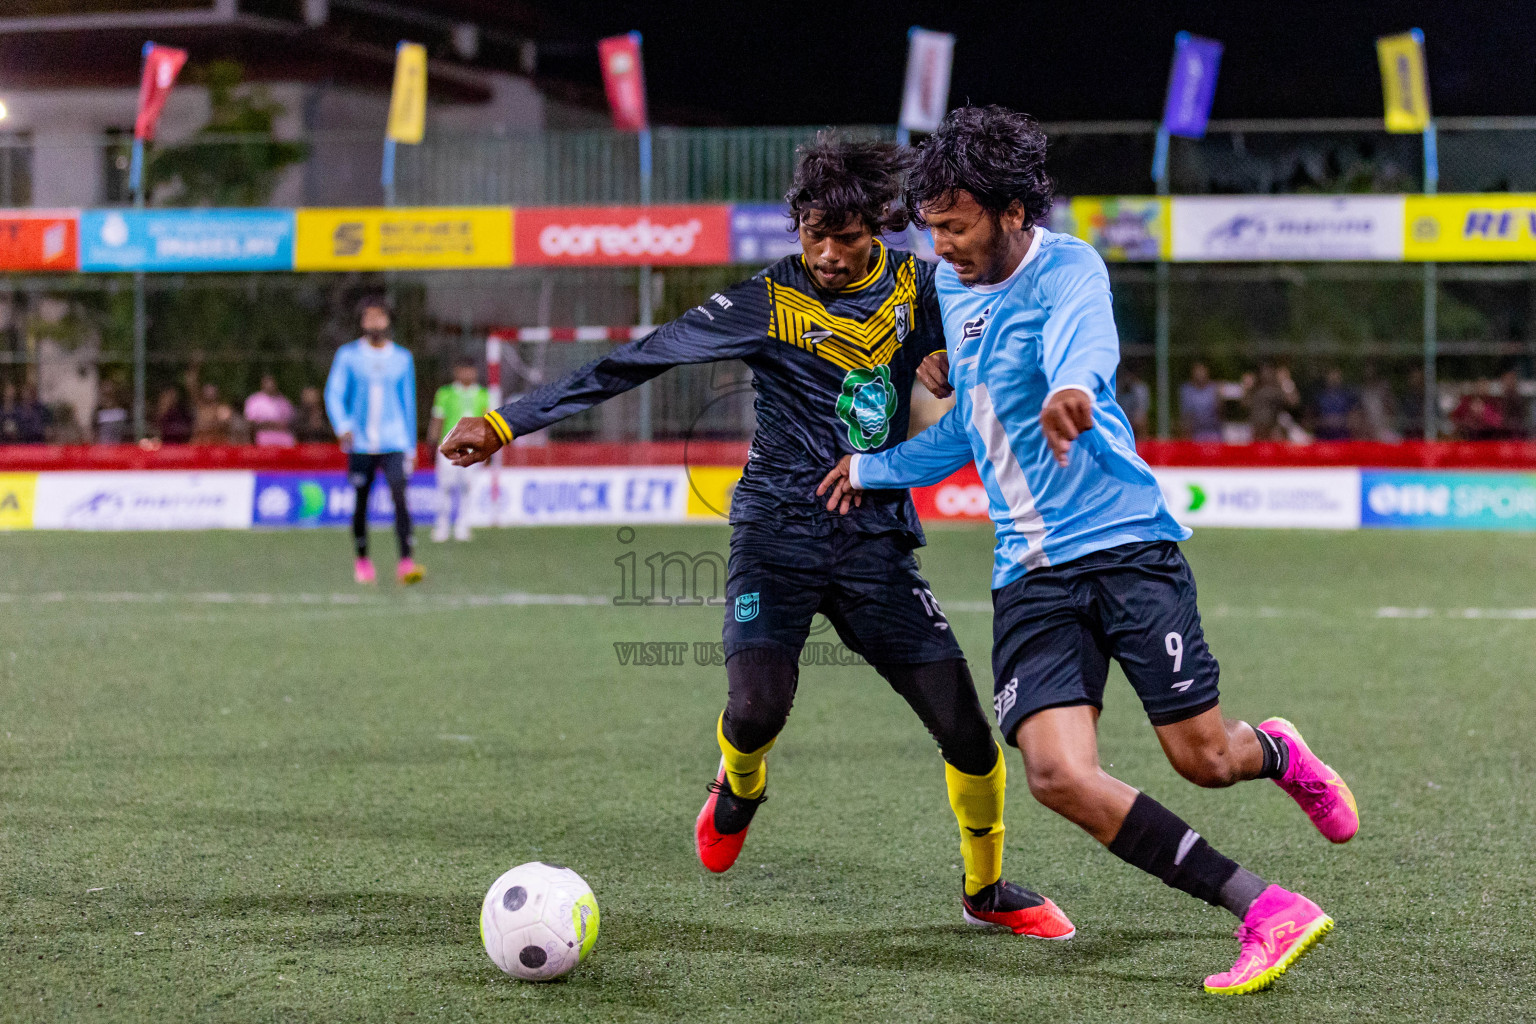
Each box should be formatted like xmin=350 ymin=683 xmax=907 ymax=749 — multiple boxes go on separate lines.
xmin=147 ymin=59 xmax=308 ymax=207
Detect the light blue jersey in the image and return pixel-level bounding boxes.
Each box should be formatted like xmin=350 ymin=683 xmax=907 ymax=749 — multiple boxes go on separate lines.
xmin=851 ymin=227 xmax=1188 ymax=589
xmin=324 ymin=338 xmax=418 ymax=454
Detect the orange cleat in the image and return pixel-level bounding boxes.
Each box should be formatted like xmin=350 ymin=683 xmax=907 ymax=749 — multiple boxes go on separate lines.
xmin=694 ymin=762 xmax=766 ymax=874
xmin=962 ymin=879 xmax=1076 ymax=939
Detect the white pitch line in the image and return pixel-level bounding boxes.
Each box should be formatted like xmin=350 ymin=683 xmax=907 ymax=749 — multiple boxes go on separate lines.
xmin=0 ymin=592 xmax=1533 ymax=620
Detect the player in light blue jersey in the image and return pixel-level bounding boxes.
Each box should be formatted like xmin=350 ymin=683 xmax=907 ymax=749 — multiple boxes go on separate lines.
xmin=821 ymin=107 xmax=1355 ymax=994
xmin=325 ymin=295 xmax=423 ymax=585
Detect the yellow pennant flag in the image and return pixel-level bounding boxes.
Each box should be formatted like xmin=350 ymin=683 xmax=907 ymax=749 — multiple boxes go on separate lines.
xmin=1377 ymin=30 xmax=1430 ymax=134
xmin=387 ymin=42 xmax=428 ymax=144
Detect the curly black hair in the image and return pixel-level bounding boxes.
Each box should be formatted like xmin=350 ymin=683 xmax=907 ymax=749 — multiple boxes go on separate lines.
xmin=905 ymin=106 xmax=1054 ymax=229
xmin=784 ymin=132 xmax=913 ymax=236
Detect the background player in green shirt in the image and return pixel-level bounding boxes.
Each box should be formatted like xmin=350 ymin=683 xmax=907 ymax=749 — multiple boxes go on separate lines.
xmin=428 ymin=357 xmax=490 ymax=542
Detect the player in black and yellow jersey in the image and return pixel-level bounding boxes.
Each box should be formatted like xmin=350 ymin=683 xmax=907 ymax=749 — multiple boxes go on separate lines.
xmin=441 ymin=136 xmax=1072 ymax=938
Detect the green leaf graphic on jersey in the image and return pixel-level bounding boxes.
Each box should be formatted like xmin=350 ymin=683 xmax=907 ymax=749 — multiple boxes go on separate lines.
xmin=836 ymin=365 xmax=897 ymax=450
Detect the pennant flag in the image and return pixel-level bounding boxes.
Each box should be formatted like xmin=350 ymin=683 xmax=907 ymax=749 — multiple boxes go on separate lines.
xmin=598 ymin=32 xmax=648 ymax=133
xmin=133 ymin=43 xmax=187 ymax=142
xmin=387 ymin=42 xmax=428 ymax=145
xmin=1162 ymin=32 xmax=1223 ymax=139
xmin=898 ymin=28 xmax=955 ymax=134
xmin=1377 ymin=30 xmax=1430 ymax=134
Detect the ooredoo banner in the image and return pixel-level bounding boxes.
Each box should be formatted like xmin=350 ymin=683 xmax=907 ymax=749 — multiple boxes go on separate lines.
xmin=1171 ymin=195 xmax=1406 ymax=261
xmin=32 ymin=472 xmax=255 ymax=530
xmin=514 ymin=205 xmax=731 ymax=266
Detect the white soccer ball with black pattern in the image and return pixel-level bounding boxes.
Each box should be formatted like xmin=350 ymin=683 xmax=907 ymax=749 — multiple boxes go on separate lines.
xmin=480 ymin=862 xmax=600 ymax=981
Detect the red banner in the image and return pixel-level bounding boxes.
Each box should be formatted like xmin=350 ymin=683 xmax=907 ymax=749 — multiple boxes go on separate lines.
xmin=598 ymin=32 xmax=648 ymax=132
xmin=0 ymin=211 xmax=77 ymax=271
xmin=513 ymin=205 xmax=731 ymax=266
xmin=134 ymin=43 xmax=188 ymax=141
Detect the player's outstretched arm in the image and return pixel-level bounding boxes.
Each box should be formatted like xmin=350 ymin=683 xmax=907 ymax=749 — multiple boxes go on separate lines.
xmin=819 ymin=406 xmax=974 ymax=513
xmin=440 ymin=416 xmax=503 ymax=467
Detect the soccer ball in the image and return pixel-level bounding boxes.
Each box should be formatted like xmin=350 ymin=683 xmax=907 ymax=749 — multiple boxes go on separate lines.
xmin=480 ymin=862 xmax=600 ymax=981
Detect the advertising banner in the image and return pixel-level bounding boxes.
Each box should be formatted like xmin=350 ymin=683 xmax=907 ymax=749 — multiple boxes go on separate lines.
xmin=898 ymin=28 xmax=955 ymax=134
xmin=1051 ymin=197 xmax=1167 ymax=261
xmin=294 ymin=207 xmax=512 ymax=270
xmin=253 ymin=471 xmax=436 ymax=528
xmin=730 ymin=204 xmax=803 ymax=264
xmin=32 ymin=472 xmax=254 ymax=531
xmin=1162 ymin=33 xmax=1223 ymax=139
xmin=1171 ymin=196 xmax=1406 ymax=261
xmin=1403 ymin=195 xmax=1536 ymax=261
xmin=598 ymin=32 xmax=649 ymax=132
xmin=0 ymin=211 xmax=77 ymax=271
xmin=684 ymin=466 xmax=742 ymax=520
xmin=79 ymin=209 xmax=295 ymax=272
xmin=514 ymin=205 xmax=731 ymax=267
xmin=472 ymin=467 xmax=688 ymax=526
xmin=1361 ymin=470 xmax=1536 ymax=530
xmin=0 ymin=472 xmax=36 ymax=530
xmin=1155 ymin=468 xmax=1362 ymax=529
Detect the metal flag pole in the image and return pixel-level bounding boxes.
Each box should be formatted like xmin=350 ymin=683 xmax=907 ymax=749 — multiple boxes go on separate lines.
xmin=1422 ymin=117 xmax=1439 ymax=440
xmin=130 ymin=42 xmax=151 ymax=441
xmin=635 ymin=92 xmax=654 ymax=443
xmin=1152 ymin=123 xmax=1172 ymax=440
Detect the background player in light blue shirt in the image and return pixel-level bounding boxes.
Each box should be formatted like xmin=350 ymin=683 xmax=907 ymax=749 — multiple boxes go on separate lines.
xmin=325 ymin=296 xmax=423 ymax=585
xmin=820 ymin=106 xmax=1352 ymax=994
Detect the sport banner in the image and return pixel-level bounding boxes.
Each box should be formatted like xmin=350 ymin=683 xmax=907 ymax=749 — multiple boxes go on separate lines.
xmin=253 ymin=471 xmax=436 ymax=527
xmin=294 ymin=207 xmax=512 ymax=270
xmin=1403 ymin=195 xmax=1536 ymax=261
xmin=1050 ymin=197 xmax=1168 ymax=261
xmin=0 ymin=211 xmax=77 ymax=271
xmin=79 ymin=209 xmax=295 ymax=272
xmin=31 ymin=472 xmax=254 ymax=531
xmin=1361 ymin=470 xmax=1536 ymax=530
xmin=0 ymin=472 xmax=36 ymax=530
xmin=514 ymin=205 xmax=731 ymax=266
xmin=1170 ymin=195 xmax=1406 ymax=261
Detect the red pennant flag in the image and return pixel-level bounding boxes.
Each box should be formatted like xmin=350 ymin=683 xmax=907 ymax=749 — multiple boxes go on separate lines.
xmin=598 ymin=32 xmax=648 ymax=133
xmin=134 ymin=43 xmax=188 ymax=141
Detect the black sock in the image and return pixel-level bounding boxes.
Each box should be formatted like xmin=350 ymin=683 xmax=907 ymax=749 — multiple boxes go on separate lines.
xmin=1218 ymin=867 xmax=1271 ymax=919
xmin=352 ymin=483 xmax=371 ymax=558
xmin=1107 ymin=793 xmax=1242 ymax=908
xmin=1252 ymin=725 xmax=1289 ymax=780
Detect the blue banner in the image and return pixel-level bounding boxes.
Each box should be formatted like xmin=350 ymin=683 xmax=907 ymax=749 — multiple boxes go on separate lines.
xmin=729 ymin=203 xmax=924 ymax=265
xmin=252 ymin=471 xmax=437 ymax=528
xmin=1162 ymin=33 xmax=1223 ymax=139
xmin=1361 ymin=470 xmax=1536 ymax=531
xmin=79 ymin=208 xmax=295 ymax=272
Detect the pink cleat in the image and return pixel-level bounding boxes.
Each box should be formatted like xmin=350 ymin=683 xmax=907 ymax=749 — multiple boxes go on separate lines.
xmin=1204 ymin=885 xmax=1333 ymax=995
xmin=354 ymin=557 xmax=377 ymax=585
xmin=1260 ymin=717 xmax=1359 ymax=843
xmin=396 ymin=557 xmax=425 ymax=585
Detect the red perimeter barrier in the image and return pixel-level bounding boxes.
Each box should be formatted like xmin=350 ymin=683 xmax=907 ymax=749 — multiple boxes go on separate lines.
xmin=0 ymin=439 xmax=1531 ymax=472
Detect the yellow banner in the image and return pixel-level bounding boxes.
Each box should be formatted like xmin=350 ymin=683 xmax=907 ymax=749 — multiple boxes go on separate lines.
xmin=1377 ymin=31 xmax=1430 ymax=133
xmin=685 ymin=466 xmax=741 ymax=520
xmin=386 ymin=42 xmax=428 ymax=145
xmin=294 ymin=207 xmax=512 ymax=270
xmin=0 ymin=472 xmax=36 ymax=530
xmin=1405 ymin=195 xmax=1536 ymax=260
xmin=1057 ymin=196 xmax=1169 ymax=261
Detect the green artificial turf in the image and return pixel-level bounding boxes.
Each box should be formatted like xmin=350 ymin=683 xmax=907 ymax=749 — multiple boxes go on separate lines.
xmin=1 ymin=525 xmax=1532 ymax=1022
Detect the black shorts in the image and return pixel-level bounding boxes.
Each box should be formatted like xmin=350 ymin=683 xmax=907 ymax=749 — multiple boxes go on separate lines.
xmin=723 ymin=522 xmax=963 ymax=666
xmin=348 ymin=451 xmax=407 ymax=489
xmin=990 ymin=540 xmax=1221 ymax=746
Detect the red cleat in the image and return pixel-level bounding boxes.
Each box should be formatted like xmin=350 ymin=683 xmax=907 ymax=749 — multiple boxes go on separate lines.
xmin=962 ymin=879 xmax=1076 ymax=939
xmin=694 ymin=762 xmax=766 ymax=873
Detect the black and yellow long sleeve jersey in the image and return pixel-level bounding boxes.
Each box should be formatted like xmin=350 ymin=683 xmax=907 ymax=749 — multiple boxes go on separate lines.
xmin=489 ymin=242 xmax=945 ymax=543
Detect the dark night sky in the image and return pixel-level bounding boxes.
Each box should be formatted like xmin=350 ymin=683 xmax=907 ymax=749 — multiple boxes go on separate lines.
xmin=528 ymin=1 xmax=1536 ymax=125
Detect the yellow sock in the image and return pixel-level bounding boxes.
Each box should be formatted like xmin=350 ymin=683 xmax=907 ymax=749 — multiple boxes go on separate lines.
xmin=717 ymin=713 xmax=776 ymax=800
xmin=946 ymin=743 xmax=1006 ymax=896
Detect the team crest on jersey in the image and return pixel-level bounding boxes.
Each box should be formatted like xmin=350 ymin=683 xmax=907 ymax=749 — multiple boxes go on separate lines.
xmin=835 ymin=364 xmax=897 ymax=451
xmin=734 ymin=592 xmax=760 ymax=622
xmin=894 ymin=302 xmax=909 ymax=342
xmin=961 ymin=307 xmax=991 ymax=342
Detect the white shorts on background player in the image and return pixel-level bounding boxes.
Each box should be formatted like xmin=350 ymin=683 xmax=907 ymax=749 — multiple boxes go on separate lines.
xmin=434 ymin=451 xmax=481 ymax=541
